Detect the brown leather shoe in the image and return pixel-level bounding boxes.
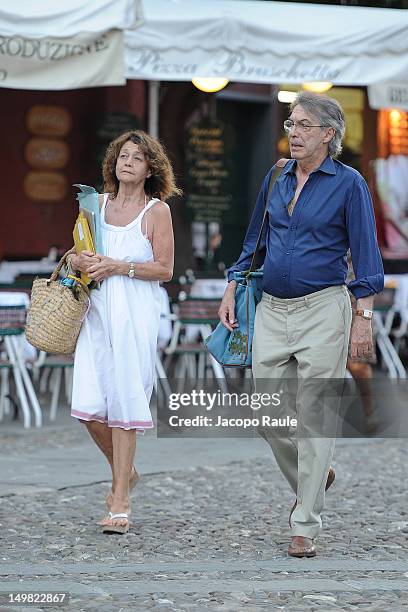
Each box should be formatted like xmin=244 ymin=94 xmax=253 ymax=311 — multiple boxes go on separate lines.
xmin=288 ymin=536 xmax=316 ymax=558
xmin=289 ymin=467 xmax=335 ymax=527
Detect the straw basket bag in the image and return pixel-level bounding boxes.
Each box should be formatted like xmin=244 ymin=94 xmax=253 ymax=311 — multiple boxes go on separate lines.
xmin=25 ymin=249 xmax=90 ymax=354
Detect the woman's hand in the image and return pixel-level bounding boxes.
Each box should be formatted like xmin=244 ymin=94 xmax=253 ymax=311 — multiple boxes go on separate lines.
xmin=219 ymin=281 xmax=238 ymax=331
xmin=70 ymin=251 xmax=100 ymax=274
xmin=87 ymin=255 xmax=123 ymax=282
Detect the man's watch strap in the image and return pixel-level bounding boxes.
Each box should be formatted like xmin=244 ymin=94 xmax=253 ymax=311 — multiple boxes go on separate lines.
xmin=128 ymin=263 xmax=135 ymax=278
xmin=356 ymin=308 xmax=373 ymax=320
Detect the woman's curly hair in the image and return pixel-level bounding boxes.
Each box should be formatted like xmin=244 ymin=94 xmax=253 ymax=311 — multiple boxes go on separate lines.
xmin=102 ymin=130 xmax=182 ymax=200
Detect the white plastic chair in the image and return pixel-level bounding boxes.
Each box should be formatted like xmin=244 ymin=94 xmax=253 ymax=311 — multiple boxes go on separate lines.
xmin=32 ymin=351 xmax=74 ymax=420
xmin=0 ymin=302 xmax=42 ymax=427
xmin=374 ymin=278 xmax=407 ymax=379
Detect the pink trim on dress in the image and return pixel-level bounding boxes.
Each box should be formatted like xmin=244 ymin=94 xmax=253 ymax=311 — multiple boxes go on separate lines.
xmin=71 ymin=409 xmax=154 ymax=430
xmin=71 ymin=410 xmax=107 ymax=424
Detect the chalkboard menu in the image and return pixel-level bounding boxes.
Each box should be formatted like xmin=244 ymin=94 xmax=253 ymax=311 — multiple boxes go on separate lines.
xmin=96 ymin=111 xmax=141 ymax=142
xmin=185 ymin=119 xmax=234 ymax=223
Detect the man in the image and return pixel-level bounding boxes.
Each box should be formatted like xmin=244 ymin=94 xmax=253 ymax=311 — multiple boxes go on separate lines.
xmin=218 ymin=91 xmax=384 ymax=557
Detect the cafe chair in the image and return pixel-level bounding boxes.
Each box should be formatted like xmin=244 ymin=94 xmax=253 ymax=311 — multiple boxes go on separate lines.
xmin=374 ymin=283 xmax=407 ymax=379
xmin=0 ymin=304 xmax=42 ymax=427
xmin=32 ymin=351 xmax=74 ymax=421
xmin=164 ymin=295 xmax=227 ymax=392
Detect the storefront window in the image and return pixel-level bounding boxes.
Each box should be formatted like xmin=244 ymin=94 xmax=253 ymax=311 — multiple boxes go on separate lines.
xmin=375 ymin=108 xmax=408 ymax=253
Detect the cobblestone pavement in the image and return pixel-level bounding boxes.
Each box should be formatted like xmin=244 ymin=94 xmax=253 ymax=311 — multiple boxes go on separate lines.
xmin=1 ymin=420 xmax=408 ymax=610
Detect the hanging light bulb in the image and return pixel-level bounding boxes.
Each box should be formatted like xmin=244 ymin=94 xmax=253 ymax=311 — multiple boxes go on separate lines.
xmin=278 ymin=90 xmax=297 ymax=103
xmin=192 ymin=78 xmax=229 ymax=93
xmin=302 ymin=82 xmax=333 ymax=93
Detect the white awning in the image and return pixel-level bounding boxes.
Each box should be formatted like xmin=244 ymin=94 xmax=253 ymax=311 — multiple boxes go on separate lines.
xmin=125 ymin=0 xmax=408 ymax=87
xmin=0 ymin=0 xmax=143 ymax=89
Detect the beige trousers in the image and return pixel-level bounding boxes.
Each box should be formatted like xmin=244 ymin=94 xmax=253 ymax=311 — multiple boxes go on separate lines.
xmin=252 ymin=285 xmax=352 ymax=539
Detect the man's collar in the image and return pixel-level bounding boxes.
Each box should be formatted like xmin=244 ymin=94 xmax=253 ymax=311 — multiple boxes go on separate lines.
xmin=316 ymin=156 xmax=336 ymax=175
xmin=282 ymin=156 xmax=336 ymax=176
xmin=282 ymin=159 xmax=297 ymax=175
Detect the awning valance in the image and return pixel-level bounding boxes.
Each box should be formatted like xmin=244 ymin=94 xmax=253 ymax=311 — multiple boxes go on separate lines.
xmin=125 ymin=0 xmax=408 ymax=87
xmin=0 ymin=0 xmax=143 ymax=89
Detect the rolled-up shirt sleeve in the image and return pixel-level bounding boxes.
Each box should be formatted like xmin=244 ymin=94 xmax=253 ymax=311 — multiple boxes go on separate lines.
xmin=346 ymin=176 xmax=384 ymax=299
xmin=227 ymin=168 xmax=272 ymax=282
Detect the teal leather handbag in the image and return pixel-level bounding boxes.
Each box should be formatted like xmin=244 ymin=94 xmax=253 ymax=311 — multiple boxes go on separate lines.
xmin=204 ymin=159 xmax=288 ymax=368
xmin=204 ymin=269 xmax=263 ymax=367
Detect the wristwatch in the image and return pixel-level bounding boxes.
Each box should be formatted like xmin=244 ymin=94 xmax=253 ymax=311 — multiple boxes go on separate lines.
xmin=356 ymin=308 xmax=373 ymax=320
xmin=128 ymin=263 xmax=135 ymax=279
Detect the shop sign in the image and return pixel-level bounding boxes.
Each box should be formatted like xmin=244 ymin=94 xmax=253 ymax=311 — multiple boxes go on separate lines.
xmin=24 ymin=138 xmax=70 ymax=170
xmin=0 ymin=30 xmax=124 ymax=90
xmin=23 ymin=171 xmax=68 ymax=201
xmin=26 ymin=106 xmax=72 ymax=138
xmin=368 ymin=83 xmax=408 ymax=111
xmin=126 ymin=48 xmax=341 ymax=84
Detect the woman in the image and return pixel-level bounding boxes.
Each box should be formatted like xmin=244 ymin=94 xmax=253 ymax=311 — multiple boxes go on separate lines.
xmin=68 ymin=130 xmax=179 ymax=533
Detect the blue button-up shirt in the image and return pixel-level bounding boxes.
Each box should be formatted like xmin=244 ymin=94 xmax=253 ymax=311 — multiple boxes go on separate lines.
xmin=228 ymin=156 xmax=384 ymax=299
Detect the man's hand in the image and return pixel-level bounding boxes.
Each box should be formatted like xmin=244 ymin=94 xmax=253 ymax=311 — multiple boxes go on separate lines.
xmin=349 ymin=316 xmax=373 ymax=360
xmin=218 ymin=281 xmax=238 ymax=331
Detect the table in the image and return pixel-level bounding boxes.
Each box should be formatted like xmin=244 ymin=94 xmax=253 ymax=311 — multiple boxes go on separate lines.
xmin=0 ymin=259 xmax=56 ymax=284
xmin=373 ymin=275 xmax=408 ymax=379
xmin=0 ymin=291 xmax=42 ymax=427
xmin=189 ymin=278 xmax=227 ymax=299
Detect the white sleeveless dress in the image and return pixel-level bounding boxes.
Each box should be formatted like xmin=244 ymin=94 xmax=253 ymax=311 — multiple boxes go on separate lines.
xmin=71 ymin=195 xmax=162 ymax=431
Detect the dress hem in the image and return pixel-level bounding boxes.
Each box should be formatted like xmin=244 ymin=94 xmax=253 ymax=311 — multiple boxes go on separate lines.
xmin=71 ymin=409 xmax=154 ymax=431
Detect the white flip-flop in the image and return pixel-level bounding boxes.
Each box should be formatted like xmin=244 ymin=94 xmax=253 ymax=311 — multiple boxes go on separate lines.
xmin=102 ymin=512 xmax=130 ymax=535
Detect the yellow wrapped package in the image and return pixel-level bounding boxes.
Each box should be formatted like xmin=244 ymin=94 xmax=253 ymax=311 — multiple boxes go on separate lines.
xmin=73 ymin=211 xmax=95 ymax=286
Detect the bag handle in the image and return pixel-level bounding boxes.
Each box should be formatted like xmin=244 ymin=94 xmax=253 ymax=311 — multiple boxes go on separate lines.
xmin=248 ymin=158 xmax=290 ymax=274
xmin=48 ymin=246 xmax=76 ymax=283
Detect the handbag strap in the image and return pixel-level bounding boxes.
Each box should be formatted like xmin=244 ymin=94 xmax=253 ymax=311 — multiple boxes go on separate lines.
xmin=48 ymin=246 xmax=76 ymax=283
xmin=248 ymin=158 xmax=290 ymax=273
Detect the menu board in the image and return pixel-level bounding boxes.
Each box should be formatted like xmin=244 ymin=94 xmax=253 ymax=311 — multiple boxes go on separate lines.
xmin=96 ymin=111 xmax=141 ymax=142
xmin=185 ymin=119 xmax=234 ymax=223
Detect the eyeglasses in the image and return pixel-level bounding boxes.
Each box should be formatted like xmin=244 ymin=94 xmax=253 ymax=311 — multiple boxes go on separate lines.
xmin=283 ymin=119 xmax=326 ymax=133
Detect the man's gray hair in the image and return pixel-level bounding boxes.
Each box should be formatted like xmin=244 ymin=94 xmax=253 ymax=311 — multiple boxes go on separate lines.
xmin=290 ymin=91 xmax=346 ymax=158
